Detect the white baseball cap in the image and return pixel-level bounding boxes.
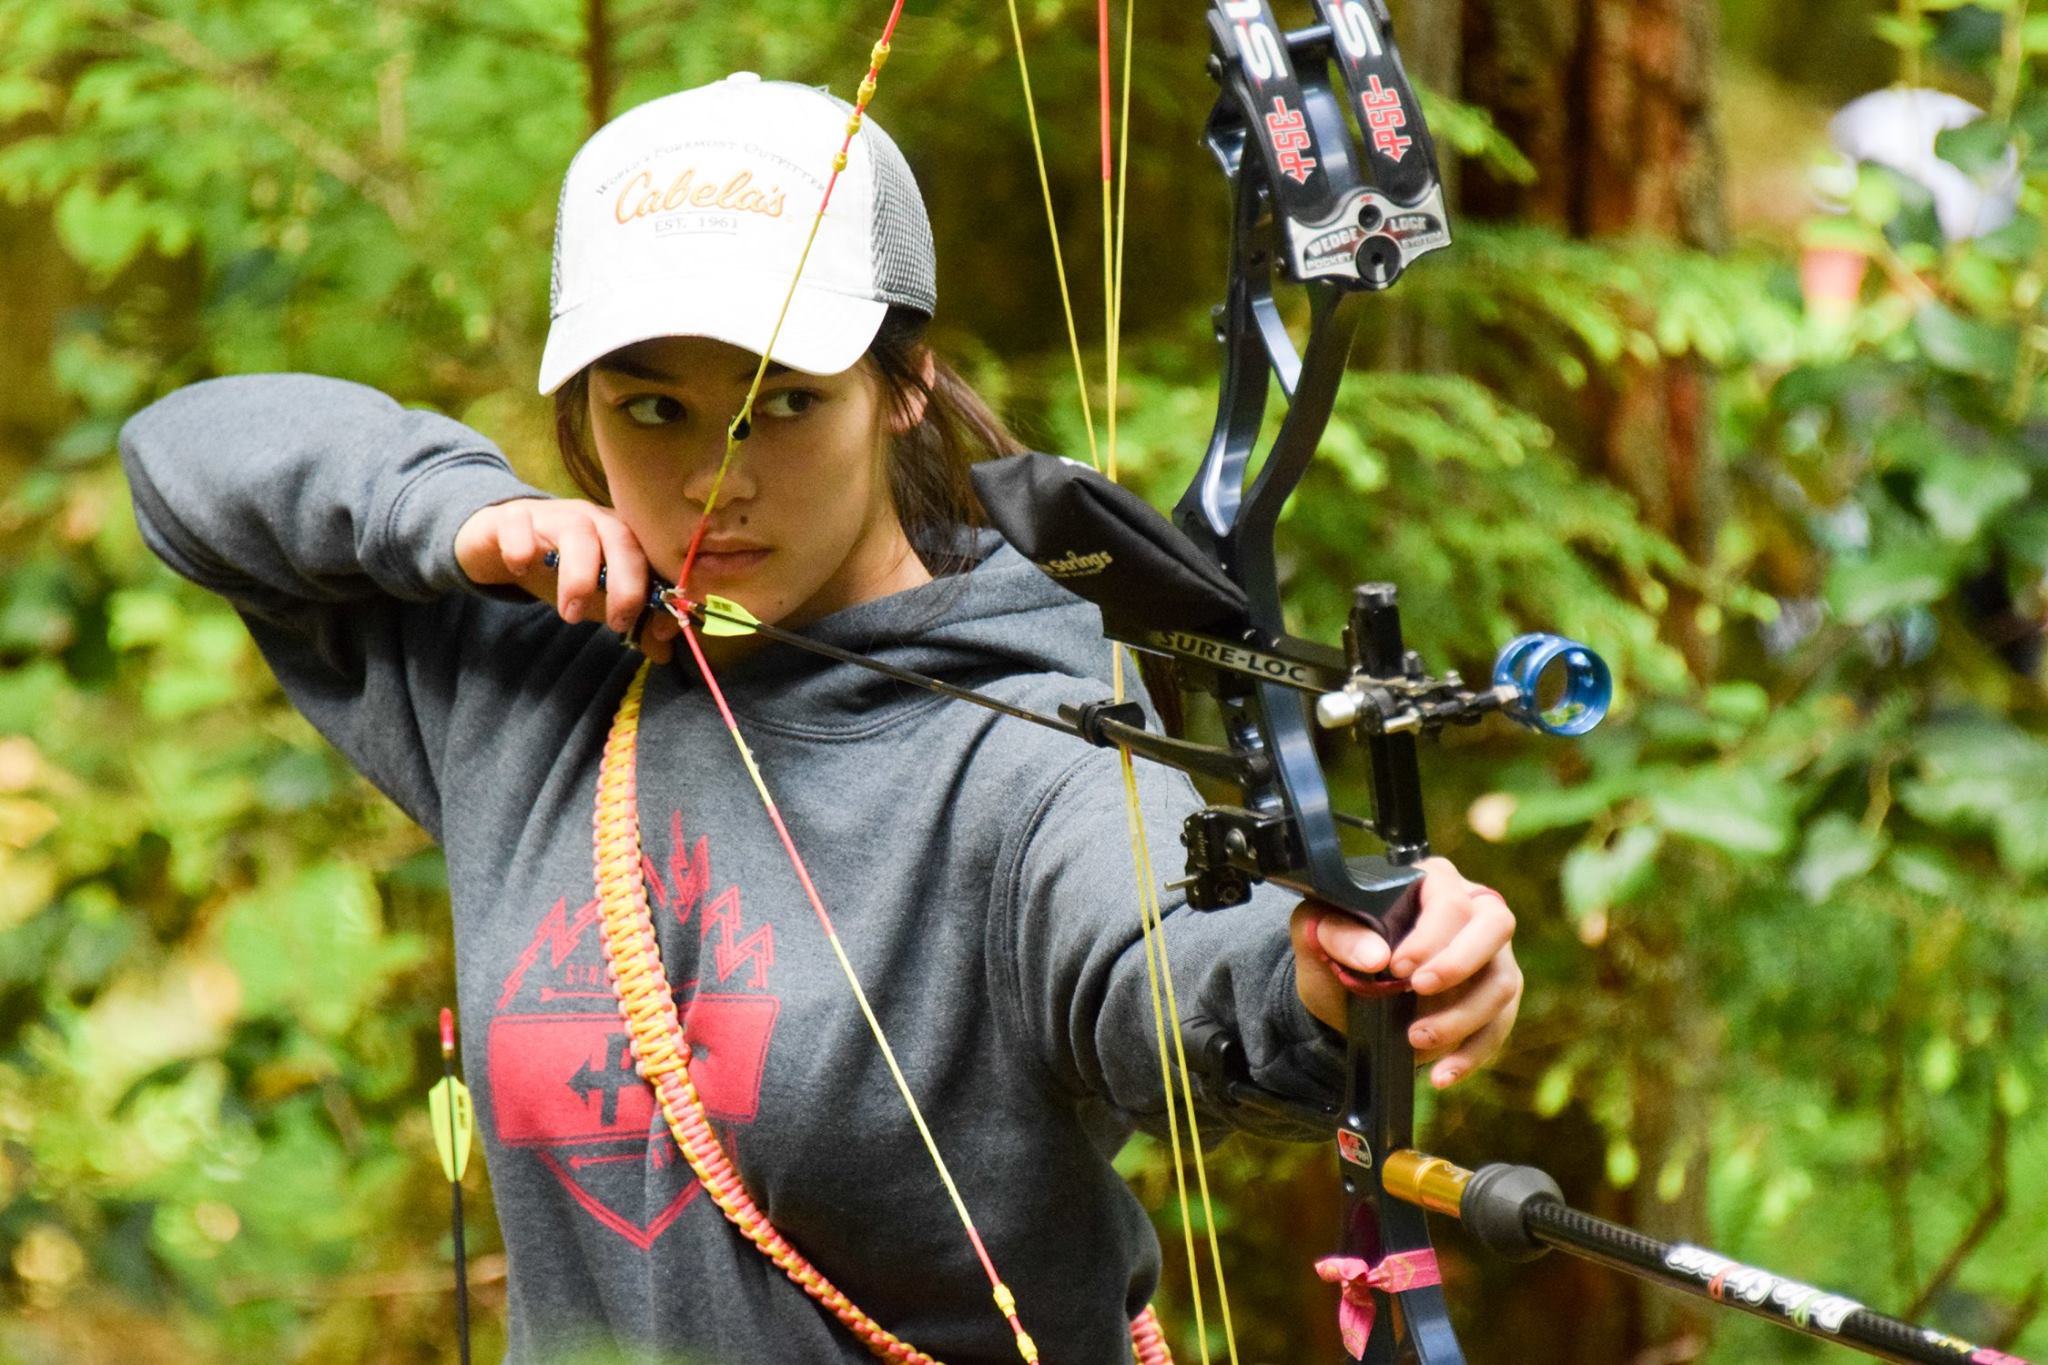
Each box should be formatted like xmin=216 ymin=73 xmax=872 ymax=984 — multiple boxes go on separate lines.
xmin=538 ymin=73 xmax=937 ymax=395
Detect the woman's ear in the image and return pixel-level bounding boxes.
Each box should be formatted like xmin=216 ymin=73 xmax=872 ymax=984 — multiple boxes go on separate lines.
xmin=888 ymin=350 xmax=938 ymax=435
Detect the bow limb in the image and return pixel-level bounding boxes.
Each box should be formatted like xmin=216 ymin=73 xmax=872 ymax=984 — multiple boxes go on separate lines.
xmin=1174 ymin=4 xmax=1467 ymax=1361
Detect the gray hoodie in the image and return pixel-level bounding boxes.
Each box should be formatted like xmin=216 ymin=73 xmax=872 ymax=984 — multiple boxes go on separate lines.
xmin=121 ymin=374 xmax=1342 ymax=1365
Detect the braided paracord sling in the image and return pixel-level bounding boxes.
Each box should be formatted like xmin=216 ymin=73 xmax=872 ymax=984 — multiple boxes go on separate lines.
xmin=594 ymin=661 xmax=1175 ymax=1363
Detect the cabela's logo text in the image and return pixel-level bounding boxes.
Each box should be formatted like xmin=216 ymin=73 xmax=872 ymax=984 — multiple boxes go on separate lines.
xmin=615 ymin=166 xmax=787 ymax=225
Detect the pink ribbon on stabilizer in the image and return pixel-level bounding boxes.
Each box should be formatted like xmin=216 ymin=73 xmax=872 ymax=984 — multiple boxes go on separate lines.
xmin=1314 ymin=1250 xmax=1444 ymax=1360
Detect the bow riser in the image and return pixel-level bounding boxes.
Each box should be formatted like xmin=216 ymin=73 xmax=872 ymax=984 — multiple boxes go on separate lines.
xmin=1173 ymin=5 xmax=1602 ymax=1361
xmin=1189 ymin=5 xmax=1463 ymax=1361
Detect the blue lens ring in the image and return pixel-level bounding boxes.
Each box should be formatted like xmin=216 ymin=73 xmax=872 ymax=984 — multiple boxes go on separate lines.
xmin=1492 ymin=633 xmax=1612 ymax=737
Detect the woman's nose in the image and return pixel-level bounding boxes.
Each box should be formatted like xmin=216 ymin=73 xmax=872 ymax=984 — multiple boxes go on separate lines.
xmin=678 ymin=421 xmax=755 ymax=507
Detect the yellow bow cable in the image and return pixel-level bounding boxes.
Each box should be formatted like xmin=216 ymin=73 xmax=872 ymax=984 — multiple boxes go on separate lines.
xmin=1010 ymin=3 xmax=1241 ymax=1359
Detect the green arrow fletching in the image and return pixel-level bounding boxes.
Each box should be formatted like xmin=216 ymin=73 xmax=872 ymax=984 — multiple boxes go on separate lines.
xmin=429 ymin=1075 xmax=474 ymax=1183
xmin=700 ymin=595 xmax=761 ymax=637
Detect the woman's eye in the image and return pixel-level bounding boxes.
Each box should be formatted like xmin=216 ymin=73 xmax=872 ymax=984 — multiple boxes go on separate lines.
xmin=759 ymin=389 xmax=820 ymax=420
xmin=621 ymin=394 xmax=684 ymax=427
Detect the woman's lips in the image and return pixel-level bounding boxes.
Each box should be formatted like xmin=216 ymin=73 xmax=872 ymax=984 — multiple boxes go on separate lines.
xmin=685 ymin=547 xmax=769 ymax=585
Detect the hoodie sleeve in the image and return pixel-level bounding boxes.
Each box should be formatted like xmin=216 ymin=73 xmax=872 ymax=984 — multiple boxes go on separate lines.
xmin=995 ymin=747 xmax=1345 ymax=1142
xmin=119 ymin=374 xmax=549 ymax=836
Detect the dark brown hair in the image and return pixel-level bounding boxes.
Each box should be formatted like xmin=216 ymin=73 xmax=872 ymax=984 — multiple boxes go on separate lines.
xmin=551 ymin=307 xmax=1019 ymax=577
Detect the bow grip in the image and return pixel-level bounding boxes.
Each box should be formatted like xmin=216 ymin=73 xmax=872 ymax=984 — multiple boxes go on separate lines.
xmin=1311 ymin=855 xmax=1424 ymax=997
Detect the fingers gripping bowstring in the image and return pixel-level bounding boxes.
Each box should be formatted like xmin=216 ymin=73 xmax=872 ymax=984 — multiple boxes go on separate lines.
xmin=1011 ymin=5 xmax=1240 ymax=1360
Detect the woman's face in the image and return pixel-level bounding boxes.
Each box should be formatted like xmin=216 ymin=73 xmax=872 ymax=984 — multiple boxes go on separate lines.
xmin=587 ymin=335 xmax=930 ymax=630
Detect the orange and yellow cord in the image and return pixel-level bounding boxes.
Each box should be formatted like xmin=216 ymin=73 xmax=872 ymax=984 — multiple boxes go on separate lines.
xmin=594 ymin=663 xmax=945 ymax=1364
xmin=597 ymin=654 xmax=1178 ymax=1363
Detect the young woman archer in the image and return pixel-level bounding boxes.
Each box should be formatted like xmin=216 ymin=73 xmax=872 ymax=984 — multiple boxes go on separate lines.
xmin=121 ymin=75 xmax=1523 ymax=1363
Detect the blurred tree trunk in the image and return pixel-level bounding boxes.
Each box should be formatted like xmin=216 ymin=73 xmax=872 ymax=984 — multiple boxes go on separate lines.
xmin=1452 ymin=2 xmax=1727 ymax=1360
xmin=1462 ymin=0 xmax=1726 ymax=581
xmin=1367 ymin=0 xmax=1464 ymax=375
xmin=0 ymin=205 xmax=78 ymax=472
xmin=584 ymin=0 xmax=614 ymax=132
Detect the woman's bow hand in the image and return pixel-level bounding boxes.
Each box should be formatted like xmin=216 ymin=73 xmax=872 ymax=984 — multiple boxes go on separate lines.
xmin=1289 ymin=859 xmax=1522 ymax=1090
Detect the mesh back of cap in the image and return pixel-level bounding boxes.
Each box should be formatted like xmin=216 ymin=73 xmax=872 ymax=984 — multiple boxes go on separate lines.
xmin=862 ymin=119 xmax=938 ymax=315
xmin=796 ymin=83 xmax=936 ymax=316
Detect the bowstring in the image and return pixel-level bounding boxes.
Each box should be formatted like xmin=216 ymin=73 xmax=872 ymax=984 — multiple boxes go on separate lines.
xmin=671 ymin=10 xmax=1040 ymax=1359
xmin=681 ymin=12 xmax=893 ymax=586
xmin=1004 ymin=0 xmax=1100 ymax=470
xmin=1017 ymin=1 xmax=1241 ymax=1357
xmin=1106 ymin=8 xmax=1240 ymax=1356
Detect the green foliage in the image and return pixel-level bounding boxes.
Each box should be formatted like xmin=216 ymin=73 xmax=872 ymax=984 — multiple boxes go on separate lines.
xmin=1 ymin=0 xmax=2045 ymax=1362
xmin=1468 ymin=13 xmax=2048 ymax=1357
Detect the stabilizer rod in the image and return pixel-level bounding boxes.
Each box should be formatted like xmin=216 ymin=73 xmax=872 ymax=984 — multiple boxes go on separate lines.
xmin=1384 ymin=1151 xmax=2037 ymax=1365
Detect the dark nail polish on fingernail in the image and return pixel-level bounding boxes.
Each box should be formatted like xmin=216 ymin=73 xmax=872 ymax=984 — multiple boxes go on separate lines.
xmin=596 ymin=565 xmax=608 ymax=591
xmin=543 ymin=549 xmax=559 ymax=570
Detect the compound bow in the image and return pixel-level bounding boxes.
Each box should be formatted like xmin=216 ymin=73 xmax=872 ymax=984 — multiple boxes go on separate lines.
xmin=670 ymin=1 xmax=1609 ymax=1358
xmin=970 ymin=3 xmax=1599 ymax=1358
xmin=618 ymin=1 xmax=2042 ymax=1361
